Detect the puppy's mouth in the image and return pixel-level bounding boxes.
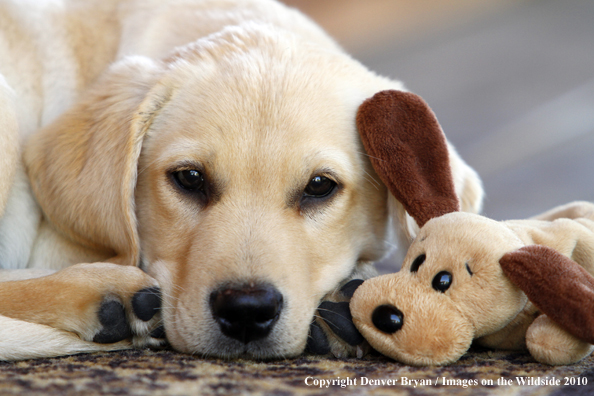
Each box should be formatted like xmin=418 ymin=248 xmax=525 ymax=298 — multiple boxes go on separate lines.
xmin=204 ymin=332 xmax=292 ymax=359
xmin=163 ymin=281 xmax=310 ymax=359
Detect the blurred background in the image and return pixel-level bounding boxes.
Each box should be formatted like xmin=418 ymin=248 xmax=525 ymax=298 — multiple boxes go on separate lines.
xmin=282 ymin=0 xmax=594 ymax=222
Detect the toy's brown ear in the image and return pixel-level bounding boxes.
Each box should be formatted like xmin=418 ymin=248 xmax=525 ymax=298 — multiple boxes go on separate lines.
xmin=356 ymin=90 xmax=460 ymax=227
xmin=500 ymin=245 xmax=594 ymax=344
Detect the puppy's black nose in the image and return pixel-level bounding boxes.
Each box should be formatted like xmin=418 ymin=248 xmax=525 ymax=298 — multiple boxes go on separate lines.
xmin=210 ymin=284 xmax=283 ymax=344
xmin=372 ymin=304 xmax=404 ymax=334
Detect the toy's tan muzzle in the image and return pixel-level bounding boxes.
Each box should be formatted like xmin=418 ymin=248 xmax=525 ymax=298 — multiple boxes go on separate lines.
xmin=350 ymin=273 xmax=474 ymax=366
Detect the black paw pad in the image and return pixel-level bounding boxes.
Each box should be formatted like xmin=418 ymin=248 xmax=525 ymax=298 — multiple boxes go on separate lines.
xmin=318 ymin=301 xmax=364 ymax=346
xmin=340 ymin=279 xmax=365 ymax=298
xmin=132 ymin=287 xmax=161 ymax=322
xmin=150 ymin=325 xmax=166 ymax=339
xmin=306 ymin=320 xmax=330 ymax=355
xmin=93 ymin=300 xmax=132 ymax=344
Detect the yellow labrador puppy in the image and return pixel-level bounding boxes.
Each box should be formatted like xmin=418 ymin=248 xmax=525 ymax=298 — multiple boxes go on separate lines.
xmin=0 ymin=0 xmax=483 ymax=360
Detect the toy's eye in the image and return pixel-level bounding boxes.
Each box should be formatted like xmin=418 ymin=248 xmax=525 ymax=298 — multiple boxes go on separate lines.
xmin=432 ymin=271 xmax=452 ymax=292
xmin=410 ymin=254 xmax=425 ymax=272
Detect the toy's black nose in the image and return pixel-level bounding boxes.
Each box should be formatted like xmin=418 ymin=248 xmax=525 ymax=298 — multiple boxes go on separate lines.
xmin=210 ymin=283 xmax=283 ymax=344
xmin=372 ymin=304 xmax=404 ymax=334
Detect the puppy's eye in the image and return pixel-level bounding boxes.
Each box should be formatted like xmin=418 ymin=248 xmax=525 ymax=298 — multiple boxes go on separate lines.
xmin=303 ymin=176 xmax=336 ymax=198
xmin=174 ymin=169 xmax=205 ymax=192
xmin=432 ymin=271 xmax=452 ymax=293
xmin=410 ymin=254 xmax=426 ymax=272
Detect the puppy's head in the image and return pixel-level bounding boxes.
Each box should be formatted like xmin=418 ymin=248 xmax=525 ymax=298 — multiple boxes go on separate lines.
xmin=25 ymin=24 xmax=480 ymax=358
xmin=351 ymin=212 xmax=528 ymax=365
xmin=134 ymin=26 xmax=394 ymax=357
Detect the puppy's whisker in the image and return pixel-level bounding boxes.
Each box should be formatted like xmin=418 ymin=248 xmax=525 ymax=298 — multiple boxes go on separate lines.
xmin=363 ymin=176 xmax=380 ymax=191
xmin=137 ymin=156 xmax=162 ymax=176
xmin=158 ymin=289 xmax=180 ymax=300
xmin=383 ymin=239 xmax=398 ymax=249
xmin=356 ymin=150 xmax=385 ymax=163
xmin=169 ymin=284 xmax=187 ymax=295
xmin=363 ymin=170 xmax=380 ymax=189
xmin=315 ymin=308 xmax=353 ymax=324
xmin=159 ymin=295 xmax=179 ymax=303
xmin=315 ymin=317 xmax=339 ymax=330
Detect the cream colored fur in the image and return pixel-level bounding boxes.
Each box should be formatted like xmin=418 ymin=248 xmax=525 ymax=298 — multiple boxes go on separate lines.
xmin=0 ymin=0 xmax=482 ymax=360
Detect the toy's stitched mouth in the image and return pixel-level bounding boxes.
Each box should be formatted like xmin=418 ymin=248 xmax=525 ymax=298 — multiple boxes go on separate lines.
xmin=452 ymin=300 xmax=477 ymax=337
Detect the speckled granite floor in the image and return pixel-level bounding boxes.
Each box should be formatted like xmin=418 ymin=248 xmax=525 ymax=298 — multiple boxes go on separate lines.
xmin=1 ymin=348 xmax=592 ymax=395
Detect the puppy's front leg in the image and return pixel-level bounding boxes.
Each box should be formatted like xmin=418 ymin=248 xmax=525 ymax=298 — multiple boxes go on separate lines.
xmin=307 ymin=262 xmax=377 ymax=358
xmin=0 ymin=315 xmax=133 ymax=361
xmin=0 ymin=263 xmax=165 ymax=350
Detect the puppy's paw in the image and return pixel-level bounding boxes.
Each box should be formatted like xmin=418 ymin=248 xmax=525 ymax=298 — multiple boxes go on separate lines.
xmin=92 ymin=299 xmax=132 ymax=343
xmin=92 ymin=286 xmax=166 ymax=348
xmin=306 ymin=279 xmax=370 ymax=358
xmin=21 ymin=263 xmax=167 ymax=348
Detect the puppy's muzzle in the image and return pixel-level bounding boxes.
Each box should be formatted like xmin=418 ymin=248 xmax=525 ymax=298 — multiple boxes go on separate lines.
xmin=210 ymin=283 xmax=283 ymax=344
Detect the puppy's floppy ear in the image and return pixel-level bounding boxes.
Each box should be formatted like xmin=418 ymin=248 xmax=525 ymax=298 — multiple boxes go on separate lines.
xmin=356 ymin=90 xmax=460 ymax=228
xmin=500 ymin=245 xmax=594 ymax=344
xmin=24 ymin=56 xmax=171 ymax=266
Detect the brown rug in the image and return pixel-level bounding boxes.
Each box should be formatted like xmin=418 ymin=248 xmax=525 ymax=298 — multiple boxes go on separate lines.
xmin=1 ymin=347 xmax=593 ymax=395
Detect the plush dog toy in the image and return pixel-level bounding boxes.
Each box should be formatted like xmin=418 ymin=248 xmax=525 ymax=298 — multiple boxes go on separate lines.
xmin=350 ymin=90 xmax=594 ymax=366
